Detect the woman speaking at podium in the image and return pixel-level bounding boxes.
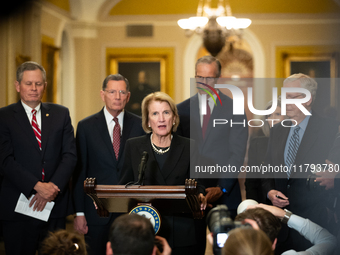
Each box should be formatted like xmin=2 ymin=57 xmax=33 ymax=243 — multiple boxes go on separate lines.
xmin=120 ymin=92 xmax=206 ymax=255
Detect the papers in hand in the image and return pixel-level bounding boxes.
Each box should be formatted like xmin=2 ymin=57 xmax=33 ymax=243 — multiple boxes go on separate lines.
xmin=14 ymin=193 xmax=55 ymax=222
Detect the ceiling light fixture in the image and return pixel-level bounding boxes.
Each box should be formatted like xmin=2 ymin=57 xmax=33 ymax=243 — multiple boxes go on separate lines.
xmin=178 ymin=0 xmax=251 ymax=56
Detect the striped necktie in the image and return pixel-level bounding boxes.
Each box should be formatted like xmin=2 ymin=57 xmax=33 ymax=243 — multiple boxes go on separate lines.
xmin=286 ymin=126 xmax=301 ymax=178
xmin=112 ymin=117 xmax=121 ymax=160
xmin=202 ymin=100 xmax=211 ymax=139
xmin=32 ymin=109 xmax=45 ymax=181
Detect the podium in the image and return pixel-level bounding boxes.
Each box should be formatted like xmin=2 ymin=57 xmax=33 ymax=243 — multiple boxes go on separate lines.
xmin=84 ymin=178 xmax=203 ymax=219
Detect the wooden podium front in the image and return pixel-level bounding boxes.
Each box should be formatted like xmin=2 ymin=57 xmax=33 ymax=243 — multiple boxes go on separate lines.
xmin=84 ymin=178 xmax=203 ymax=219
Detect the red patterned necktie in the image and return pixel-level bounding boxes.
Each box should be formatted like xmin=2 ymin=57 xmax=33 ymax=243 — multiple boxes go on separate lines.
xmin=202 ymin=101 xmax=211 ymax=139
xmin=112 ymin=117 xmax=121 ymax=160
xmin=32 ymin=109 xmax=45 ymax=181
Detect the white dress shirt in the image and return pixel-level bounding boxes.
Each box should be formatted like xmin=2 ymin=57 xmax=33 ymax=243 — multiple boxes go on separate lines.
xmin=22 ymin=101 xmax=42 ymax=131
xmin=103 ymin=107 xmax=124 ymax=143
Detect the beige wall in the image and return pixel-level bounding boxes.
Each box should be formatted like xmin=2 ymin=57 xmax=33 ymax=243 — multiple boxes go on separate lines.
xmin=0 ymin=2 xmax=42 ymax=108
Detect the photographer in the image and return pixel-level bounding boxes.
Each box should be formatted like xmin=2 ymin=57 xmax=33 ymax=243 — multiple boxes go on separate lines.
xmin=222 ymin=228 xmax=273 ymax=255
xmin=238 ymin=203 xmax=337 ymax=255
xmin=206 ymin=204 xmax=274 ymax=255
xmin=106 ymin=213 xmax=171 ymax=255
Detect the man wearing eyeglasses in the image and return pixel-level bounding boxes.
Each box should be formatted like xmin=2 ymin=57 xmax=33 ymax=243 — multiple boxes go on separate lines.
xmin=262 ymin=73 xmax=339 ymax=253
xmin=176 ymin=56 xmax=248 ymax=254
xmin=73 ymin=74 xmax=144 ymax=255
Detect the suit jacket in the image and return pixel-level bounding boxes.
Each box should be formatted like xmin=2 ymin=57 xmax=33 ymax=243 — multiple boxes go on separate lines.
xmin=119 ymin=133 xmax=203 ymax=248
xmin=0 ymin=101 xmax=77 ymax=220
xmin=262 ymin=113 xmax=339 ymax=250
xmin=73 ymin=109 xmax=144 ymax=225
xmin=245 ymin=136 xmax=269 ymax=204
xmin=328 ymin=132 xmax=340 ymax=216
xmin=176 ymin=92 xmax=248 ymax=213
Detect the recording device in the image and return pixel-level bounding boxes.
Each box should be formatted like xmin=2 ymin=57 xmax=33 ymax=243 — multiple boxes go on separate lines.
xmin=276 ymin=195 xmax=286 ymax=200
xmin=207 ymin=205 xmax=250 ymax=255
xmin=136 ymin=151 xmax=148 ymax=185
xmin=125 ymin=151 xmax=149 ymax=187
xmin=306 ymin=164 xmax=325 ymax=191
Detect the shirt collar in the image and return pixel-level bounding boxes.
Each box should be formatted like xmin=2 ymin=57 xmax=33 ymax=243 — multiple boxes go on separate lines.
xmin=103 ymin=106 xmax=124 ymax=124
xmin=21 ymin=101 xmax=41 ymax=114
xmin=297 ymin=112 xmax=311 ymax=132
xmin=198 ymin=91 xmax=219 ymax=105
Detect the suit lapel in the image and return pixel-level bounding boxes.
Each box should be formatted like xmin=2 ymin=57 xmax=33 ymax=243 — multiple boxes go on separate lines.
xmin=13 ymin=101 xmax=41 ymax=153
xmin=96 ymin=109 xmax=117 ymax=161
xmin=162 ymin=134 xmax=185 ymax=180
xmin=278 ymin=124 xmax=290 ymax=165
xmin=120 ymin=111 xmax=133 ymax=161
xmin=295 ymin=115 xmax=320 ymax=165
xmin=41 ymin=103 xmax=51 ymax=157
xmin=203 ymin=92 xmax=230 ymax=144
xmin=190 ymin=94 xmax=203 ymax=146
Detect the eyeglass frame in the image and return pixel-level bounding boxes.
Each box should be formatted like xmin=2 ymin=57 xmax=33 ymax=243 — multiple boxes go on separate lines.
xmin=195 ymin=76 xmax=218 ymax=84
xmin=104 ymin=89 xmax=129 ymax=96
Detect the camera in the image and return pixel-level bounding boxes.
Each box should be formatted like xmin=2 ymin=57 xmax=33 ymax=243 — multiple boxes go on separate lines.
xmin=207 ymin=205 xmax=250 ymax=255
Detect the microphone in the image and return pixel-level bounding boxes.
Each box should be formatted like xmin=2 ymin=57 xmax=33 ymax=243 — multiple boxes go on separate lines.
xmin=137 ymin=151 xmax=149 ymax=185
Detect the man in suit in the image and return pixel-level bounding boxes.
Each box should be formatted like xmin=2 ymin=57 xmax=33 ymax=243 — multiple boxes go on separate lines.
xmin=176 ymin=56 xmax=248 ymax=254
xmin=73 ymin=74 xmax=144 ymax=255
xmin=315 ymin=127 xmax=340 ymax=192
xmin=262 ymin=73 xmax=339 ymax=253
xmin=176 ymin=56 xmax=248 ymax=216
xmin=316 ymin=127 xmax=340 ymax=254
xmin=0 ymin=61 xmax=77 ymax=255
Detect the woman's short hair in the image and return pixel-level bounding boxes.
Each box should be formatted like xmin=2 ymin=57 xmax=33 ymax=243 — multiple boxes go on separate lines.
xmin=141 ymin=92 xmax=180 ymax=133
xmin=222 ymin=228 xmax=273 ymax=255
xmin=40 ymin=230 xmax=87 ymax=255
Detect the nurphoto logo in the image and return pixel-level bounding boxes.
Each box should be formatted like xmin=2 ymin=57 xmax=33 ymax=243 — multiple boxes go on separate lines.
xmin=198 ymin=83 xmax=312 ymax=128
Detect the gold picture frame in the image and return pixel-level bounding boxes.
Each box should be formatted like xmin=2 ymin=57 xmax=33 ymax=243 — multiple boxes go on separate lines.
xmin=284 ymin=52 xmax=337 ymax=78
xmin=106 ymin=47 xmax=174 ymax=115
xmin=283 ymin=52 xmax=339 ymax=108
xmin=109 ymin=56 xmax=166 ymax=92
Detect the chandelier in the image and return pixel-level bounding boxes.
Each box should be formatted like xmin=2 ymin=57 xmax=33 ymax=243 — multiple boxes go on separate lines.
xmin=177 ymin=0 xmax=251 ymax=56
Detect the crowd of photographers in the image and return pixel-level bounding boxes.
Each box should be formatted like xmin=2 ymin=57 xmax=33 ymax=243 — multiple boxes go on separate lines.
xmin=37 ymin=199 xmax=337 ymax=255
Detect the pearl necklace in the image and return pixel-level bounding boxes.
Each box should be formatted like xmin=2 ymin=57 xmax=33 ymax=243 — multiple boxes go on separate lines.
xmin=150 ymin=133 xmax=172 ymax=155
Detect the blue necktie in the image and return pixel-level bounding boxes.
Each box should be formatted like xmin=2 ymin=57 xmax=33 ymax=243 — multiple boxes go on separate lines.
xmin=286 ymin=126 xmax=301 ymax=178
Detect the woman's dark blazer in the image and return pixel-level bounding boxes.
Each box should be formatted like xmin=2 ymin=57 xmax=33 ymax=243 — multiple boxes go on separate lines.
xmin=120 ymin=133 xmax=203 ymax=248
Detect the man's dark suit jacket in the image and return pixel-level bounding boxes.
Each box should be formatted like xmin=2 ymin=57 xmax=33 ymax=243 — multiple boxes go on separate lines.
xmin=119 ymin=133 xmax=204 ymax=249
xmin=0 ymin=101 xmax=77 ymax=220
xmin=176 ymin=92 xmax=248 ymax=214
xmin=262 ymin=113 xmax=339 ymax=251
xmin=245 ymin=136 xmax=269 ymax=204
xmin=73 ymin=109 xmax=144 ymax=225
xmin=328 ymin=132 xmax=340 ymax=219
